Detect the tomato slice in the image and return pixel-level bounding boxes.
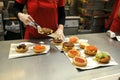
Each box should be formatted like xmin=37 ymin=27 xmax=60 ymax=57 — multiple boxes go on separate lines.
xmin=34 ymin=45 xmax=45 ymax=50
xmin=86 ymin=46 xmax=97 ymax=51
xmin=69 ymin=36 xmax=78 ymax=43
xmin=69 ymin=50 xmax=78 ymax=55
xmin=75 ymin=57 xmax=85 ymax=63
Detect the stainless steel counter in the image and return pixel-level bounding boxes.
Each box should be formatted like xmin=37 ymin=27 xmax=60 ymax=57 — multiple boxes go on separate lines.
xmin=0 ymin=33 xmax=120 ymax=80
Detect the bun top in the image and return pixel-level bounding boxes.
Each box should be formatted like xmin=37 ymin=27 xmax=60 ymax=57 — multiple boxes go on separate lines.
xmin=80 ymin=42 xmax=89 ymax=46
xmin=33 ymin=45 xmax=45 ymax=50
xmin=68 ymin=49 xmax=79 ymax=55
xmin=17 ymin=44 xmax=27 ymax=49
xmin=53 ymin=38 xmax=62 ymax=43
xmin=85 ymin=45 xmax=97 ymax=51
xmin=96 ymin=52 xmax=110 ymax=59
xmin=69 ymin=36 xmax=79 ymax=43
xmin=74 ymin=56 xmax=86 ymax=63
xmin=63 ymin=42 xmax=74 ymax=47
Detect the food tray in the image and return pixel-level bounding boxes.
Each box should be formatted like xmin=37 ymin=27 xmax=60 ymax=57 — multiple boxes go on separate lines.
xmin=53 ymin=38 xmax=118 ymax=70
xmin=9 ymin=42 xmax=50 ymax=59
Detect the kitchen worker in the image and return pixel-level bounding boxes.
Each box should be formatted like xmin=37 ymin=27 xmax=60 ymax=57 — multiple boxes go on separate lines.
xmin=105 ymin=0 xmax=120 ymax=33
xmin=13 ymin=0 xmax=65 ymax=40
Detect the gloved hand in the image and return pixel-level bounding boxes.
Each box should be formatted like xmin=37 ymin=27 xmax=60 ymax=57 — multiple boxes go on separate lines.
xmin=18 ymin=13 xmax=35 ymax=27
xmin=55 ymin=24 xmax=65 ymax=40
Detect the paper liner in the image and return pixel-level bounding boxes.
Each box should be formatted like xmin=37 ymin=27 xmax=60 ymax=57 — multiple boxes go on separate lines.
xmin=54 ymin=38 xmax=118 ymax=70
xmin=9 ymin=42 xmax=50 ymax=59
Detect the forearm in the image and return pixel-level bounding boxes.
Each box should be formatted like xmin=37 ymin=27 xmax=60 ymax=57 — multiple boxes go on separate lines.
xmin=13 ymin=1 xmax=24 ymax=18
xmin=58 ymin=6 xmax=66 ymax=25
xmin=58 ymin=6 xmax=65 ymax=31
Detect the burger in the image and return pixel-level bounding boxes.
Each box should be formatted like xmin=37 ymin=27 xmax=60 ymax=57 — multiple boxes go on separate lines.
xmin=33 ymin=45 xmax=46 ymax=53
xmin=16 ymin=44 xmax=28 ymax=53
xmin=39 ymin=27 xmax=53 ymax=35
xmin=95 ymin=51 xmax=111 ymax=63
xmin=67 ymin=49 xmax=80 ymax=58
xmin=72 ymin=56 xmax=87 ymax=67
xmin=52 ymin=38 xmax=63 ymax=45
xmin=62 ymin=42 xmax=74 ymax=52
xmin=79 ymin=42 xmax=90 ymax=49
xmin=69 ymin=36 xmax=79 ymax=44
xmin=84 ymin=45 xmax=98 ymax=56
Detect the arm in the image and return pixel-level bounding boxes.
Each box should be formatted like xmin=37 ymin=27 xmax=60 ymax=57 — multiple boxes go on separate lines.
xmin=55 ymin=6 xmax=65 ymax=40
xmin=57 ymin=6 xmax=66 ymax=30
xmin=58 ymin=6 xmax=65 ymax=25
xmin=13 ymin=1 xmax=34 ymax=25
xmin=13 ymin=1 xmax=24 ymax=18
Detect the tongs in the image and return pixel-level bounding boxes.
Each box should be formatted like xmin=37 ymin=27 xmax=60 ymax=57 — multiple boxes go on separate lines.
xmin=29 ymin=21 xmax=58 ymax=38
xmin=29 ymin=21 xmax=42 ymax=33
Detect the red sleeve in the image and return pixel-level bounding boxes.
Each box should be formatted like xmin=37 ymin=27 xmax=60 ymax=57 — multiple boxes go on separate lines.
xmin=58 ymin=0 xmax=65 ymax=7
xmin=16 ymin=0 xmax=26 ymax=4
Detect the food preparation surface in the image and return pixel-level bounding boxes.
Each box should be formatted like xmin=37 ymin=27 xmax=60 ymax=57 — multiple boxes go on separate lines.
xmin=0 ymin=33 xmax=120 ymax=80
xmin=92 ymin=73 xmax=120 ymax=80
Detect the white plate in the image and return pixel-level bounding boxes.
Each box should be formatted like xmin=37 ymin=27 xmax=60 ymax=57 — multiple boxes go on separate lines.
xmin=9 ymin=42 xmax=50 ymax=59
xmin=52 ymin=37 xmax=118 ymax=70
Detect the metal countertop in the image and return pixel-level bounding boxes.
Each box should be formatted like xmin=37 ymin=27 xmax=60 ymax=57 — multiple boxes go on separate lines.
xmin=0 ymin=33 xmax=120 ymax=80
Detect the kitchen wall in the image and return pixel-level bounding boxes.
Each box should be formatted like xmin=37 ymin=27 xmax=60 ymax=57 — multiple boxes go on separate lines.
xmin=65 ymin=0 xmax=114 ymax=33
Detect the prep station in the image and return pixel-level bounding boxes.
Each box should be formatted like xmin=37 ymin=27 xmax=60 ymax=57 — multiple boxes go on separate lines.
xmin=0 ymin=0 xmax=120 ymax=80
xmin=0 ymin=33 xmax=120 ymax=80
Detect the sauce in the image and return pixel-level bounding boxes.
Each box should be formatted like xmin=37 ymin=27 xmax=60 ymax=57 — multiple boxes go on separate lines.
xmin=75 ymin=57 xmax=85 ymax=63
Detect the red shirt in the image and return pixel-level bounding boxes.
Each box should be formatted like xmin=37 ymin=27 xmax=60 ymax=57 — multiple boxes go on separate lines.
xmin=105 ymin=0 xmax=120 ymax=33
xmin=16 ymin=0 xmax=65 ymax=39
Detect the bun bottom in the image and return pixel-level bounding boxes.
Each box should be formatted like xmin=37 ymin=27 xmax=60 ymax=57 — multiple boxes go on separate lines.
xmin=72 ymin=56 xmax=87 ymax=67
xmin=68 ymin=50 xmax=80 ymax=58
xmin=96 ymin=56 xmax=110 ymax=63
xmin=84 ymin=50 xmax=97 ymax=56
xmin=33 ymin=45 xmax=46 ymax=53
xmin=16 ymin=48 xmax=28 ymax=53
xmin=33 ymin=48 xmax=45 ymax=53
xmin=62 ymin=47 xmax=74 ymax=52
xmin=80 ymin=45 xmax=85 ymax=49
xmin=79 ymin=43 xmax=90 ymax=49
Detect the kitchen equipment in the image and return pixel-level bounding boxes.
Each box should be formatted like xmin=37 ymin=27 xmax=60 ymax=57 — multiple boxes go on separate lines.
xmin=29 ymin=21 xmax=58 ymax=38
xmin=29 ymin=21 xmax=42 ymax=33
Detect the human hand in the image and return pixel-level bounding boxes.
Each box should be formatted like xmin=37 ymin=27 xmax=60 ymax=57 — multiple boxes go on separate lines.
xmin=18 ymin=13 xmax=35 ymax=26
xmin=55 ymin=25 xmax=65 ymax=40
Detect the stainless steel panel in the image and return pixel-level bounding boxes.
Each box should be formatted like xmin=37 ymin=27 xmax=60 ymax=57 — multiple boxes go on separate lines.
xmin=0 ymin=32 xmax=4 ymax=40
xmin=0 ymin=14 xmax=3 ymax=32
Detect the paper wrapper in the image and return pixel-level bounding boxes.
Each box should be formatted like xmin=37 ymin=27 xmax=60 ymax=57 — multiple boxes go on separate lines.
xmin=9 ymin=42 xmax=50 ymax=59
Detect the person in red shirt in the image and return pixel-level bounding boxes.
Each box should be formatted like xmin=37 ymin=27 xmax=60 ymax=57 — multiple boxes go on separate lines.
xmin=105 ymin=0 xmax=120 ymax=33
xmin=13 ymin=0 xmax=65 ymax=40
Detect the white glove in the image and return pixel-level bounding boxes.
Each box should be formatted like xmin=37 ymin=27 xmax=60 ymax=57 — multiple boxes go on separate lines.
xmin=18 ymin=13 xmax=35 ymax=27
xmin=55 ymin=25 xmax=65 ymax=40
